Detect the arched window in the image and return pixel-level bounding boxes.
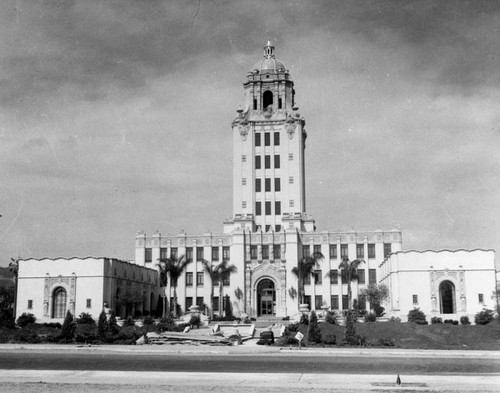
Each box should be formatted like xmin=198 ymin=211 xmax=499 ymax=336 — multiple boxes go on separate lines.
xmin=52 ymin=287 xmax=67 ymax=318
xmin=263 ymin=91 xmax=273 ymax=110
xmin=439 ymin=280 xmax=456 ymax=314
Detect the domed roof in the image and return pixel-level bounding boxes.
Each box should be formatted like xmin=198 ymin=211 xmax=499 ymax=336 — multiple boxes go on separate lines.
xmin=252 ymin=41 xmax=287 ymax=74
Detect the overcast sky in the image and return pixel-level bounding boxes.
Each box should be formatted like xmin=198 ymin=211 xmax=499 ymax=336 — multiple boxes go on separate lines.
xmin=1 ymin=0 xmax=499 ymax=265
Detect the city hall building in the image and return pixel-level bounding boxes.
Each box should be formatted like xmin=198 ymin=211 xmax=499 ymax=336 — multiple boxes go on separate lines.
xmin=16 ymin=42 xmax=497 ymax=323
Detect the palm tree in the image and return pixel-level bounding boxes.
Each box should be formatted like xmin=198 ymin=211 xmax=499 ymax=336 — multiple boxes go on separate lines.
xmin=156 ymin=259 xmax=169 ymax=317
xmin=338 ymin=257 xmax=364 ymax=309
xmin=201 ymin=259 xmax=237 ymax=319
xmin=291 ymin=252 xmax=324 ymax=306
xmin=165 ymin=255 xmax=191 ymax=318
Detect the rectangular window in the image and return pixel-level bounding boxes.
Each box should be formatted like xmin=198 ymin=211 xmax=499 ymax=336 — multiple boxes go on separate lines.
xmin=223 ymin=246 xmax=230 ymax=261
xmin=160 ymin=248 xmax=168 ymax=260
xmin=341 ymin=269 xmax=348 ymax=283
xmin=145 ymin=248 xmax=152 ymax=263
xmin=265 ymin=224 xmax=271 ymax=232
xmin=274 ymin=178 xmax=281 ymax=192
xmin=170 ymin=247 xmax=178 ymax=260
xmin=242 ymin=155 xmax=246 ymax=162
xmin=274 ymin=132 xmax=280 ymax=146
xmin=86 ymin=299 xmax=91 ymax=309
xmin=255 ymin=133 xmax=261 ymax=146
xmin=369 ymin=269 xmax=377 ymax=284
xmin=242 ymin=178 xmax=247 ymax=186
xmin=478 ymin=293 xmax=484 ymax=303
xmin=289 ymin=176 xmax=294 ymax=184
xmin=384 ymin=243 xmax=392 ymax=258
xmin=329 ymin=270 xmax=338 ymax=284
xmin=288 ymin=153 xmax=293 ymax=160
xmin=342 ymin=295 xmax=349 ymax=310
xmin=27 ymin=299 xmax=33 ymax=309
xmin=212 ymin=247 xmax=219 ymax=261
xmin=314 ymin=270 xmax=322 ymax=285
xmin=264 ymin=132 xmax=271 ymax=146
xmin=304 ymin=273 xmax=311 ymax=285
xmin=196 ymin=296 xmax=204 ymax=309
xmin=186 ymin=247 xmax=193 ymax=262
xmin=186 ymin=272 xmax=193 ymax=286
xmin=330 ymin=244 xmax=337 ymax=259
xmin=274 ymin=155 xmax=280 ymax=169
xmin=256 ymin=178 xmax=261 ymax=192
xmin=185 ymin=297 xmax=193 ymax=310
xmin=340 ymin=244 xmax=348 ymax=258
xmin=253 ymin=99 xmax=257 ymax=110
xmin=242 ymin=201 xmax=247 ymax=208
xmin=212 ymin=297 xmax=219 ymax=312
xmin=275 ymin=225 xmax=281 ymax=232
xmin=278 ymin=98 xmax=282 ymax=109
xmin=303 ymin=245 xmax=310 ymax=258
xmin=262 ymin=245 xmax=269 ymax=259
xmin=413 ymin=294 xmax=418 ymax=305
xmin=303 ymin=296 xmax=311 ymax=309
xmin=197 ymin=272 xmax=204 ymax=286
xmin=331 ymin=295 xmax=339 ymax=310
xmin=358 ymin=269 xmax=365 ymax=284
xmin=223 ymin=272 xmax=230 ymax=286
xmin=250 ymin=245 xmax=257 ymax=259
xmin=265 ymin=155 xmax=271 ymax=169
xmin=314 ymin=245 xmax=322 ymax=256
xmin=265 ymin=178 xmax=271 ymax=192
xmin=255 ymin=155 xmax=261 ymax=169
xmin=265 ymin=201 xmax=271 ymax=215
xmin=196 ymin=247 xmax=204 ymax=261
xmin=356 ymin=244 xmax=364 ymax=259
xmin=368 ymin=244 xmax=376 ymax=258
xmin=256 ymin=202 xmax=262 ymax=215
xmin=273 ymin=245 xmax=281 ymax=259
xmin=274 ymin=201 xmax=281 ymax=215
xmin=315 ymin=295 xmax=323 ymax=309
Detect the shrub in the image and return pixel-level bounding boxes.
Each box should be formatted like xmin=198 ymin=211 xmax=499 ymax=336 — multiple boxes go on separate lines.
xmin=76 ymin=312 xmax=95 ymax=325
xmin=122 ymin=316 xmax=136 ymax=327
xmin=97 ymin=311 xmax=108 ymax=339
xmin=325 ymin=311 xmax=338 ymax=325
xmin=388 ymin=316 xmax=401 ymax=323
xmin=475 ymin=309 xmax=494 ymax=325
xmin=373 ymin=304 xmax=385 ymax=317
xmin=108 ymin=311 xmax=119 ymax=335
xmin=188 ymin=314 xmax=201 ymax=327
xmin=299 ymin=313 xmax=309 ymax=325
xmin=59 ymin=310 xmax=76 ymax=343
xmin=364 ymin=312 xmax=377 ymax=323
xmin=75 ymin=323 xmax=97 ymax=343
xmin=115 ymin=325 xmax=141 ymax=344
xmin=16 ymin=313 xmax=36 ymax=328
xmin=443 ymin=319 xmax=458 ymax=325
xmin=344 ymin=310 xmax=358 ymax=345
xmin=408 ymin=308 xmax=427 ymax=325
xmin=42 ymin=322 xmax=62 ymax=328
xmin=0 ymin=309 xmax=15 ymax=329
xmin=307 ymin=311 xmax=322 ymax=343
xmin=12 ymin=328 xmax=41 ymax=344
xmin=460 ymin=316 xmax=471 ymax=325
xmin=322 ymin=333 xmax=336 ymax=345
xmin=142 ymin=315 xmax=155 ymax=326
xmin=285 ymin=322 xmax=300 ymax=334
xmin=378 ymin=337 xmax=395 ymax=347
xmin=431 ymin=317 xmax=443 ymax=324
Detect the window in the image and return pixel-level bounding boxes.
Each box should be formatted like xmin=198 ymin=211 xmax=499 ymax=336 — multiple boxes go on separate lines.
xmin=255 ymin=155 xmax=261 ymax=169
xmin=212 ymin=247 xmax=219 ymax=261
xmin=52 ymin=287 xmax=67 ymax=318
xmin=356 ymin=244 xmax=364 ymax=259
xmin=145 ymin=248 xmax=152 ymax=263
xmin=196 ymin=247 xmax=204 ymax=261
xmin=196 ymin=297 xmax=204 ymax=309
xmin=315 ymin=295 xmax=323 ymax=309
xmin=265 ymin=178 xmax=271 ymax=192
xmin=274 ymin=155 xmax=280 ymax=169
xmin=253 ymin=98 xmax=257 ymax=110
xmin=274 ymin=178 xmax=281 ymax=192
xmin=278 ymin=97 xmax=282 ymax=109
xmin=413 ymin=294 xmax=418 ymax=305
xmin=242 ymin=155 xmax=247 ymax=162
xmin=330 ymin=244 xmax=337 ymax=259
xmin=256 ymin=202 xmax=262 ymax=215
xmin=262 ymin=245 xmax=269 ymax=259
xmin=341 ymin=269 xmax=348 ymax=283
xmin=289 ymin=176 xmax=294 ymax=184
xmin=368 ymin=244 xmax=376 ymax=258
xmin=274 ymin=132 xmax=280 ymax=145
xmin=265 ymin=155 xmax=271 ymax=169
xmin=273 ymin=244 xmax=281 ymax=259
xmin=86 ymin=299 xmax=92 ymax=309
xmin=256 ymin=178 xmax=261 ymax=192
xmin=186 ymin=272 xmax=193 ymax=286
xmin=288 ymin=153 xmax=293 ymax=160
xmin=223 ymin=246 xmax=230 ymax=261
xmin=303 ymin=245 xmax=310 ymax=258
xmin=171 ymin=247 xmax=178 ymax=260
xmin=160 ymin=248 xmax=168 ymax=260
xmin=242 ymin=201 xmax=247 ymax=208
xmin=289 ymin=200 xmax=294 ymax=208
xmin=314 ymin=270 xmax=322 ymax=285
xmin=255 ymin=133 xmax=261 ymax=146
xmin=342 ymin=295 xmax=349 ymax=310
xmin=185 ymin=297 xmax=193 ymax=310
xmin=212 ymin=297 xmax=219 ymax=312
xmin=314 ymin=245 xmax=322 ymax=256
xmin=304 ymin=273 xmax=311 ymax=285
xmin=264 ymin=132 xmax=271 ymax=146
xmin=329 ymin=270 xmax=338 ymax=284
xmin=265 ymin=201 xmax=271 ymax=215
xmin=186 ymin=247 xmax=193 ymax=262
xmin=275 ymin=225 xmax=281 ymax=232
xmin=304 ymin=295 xmax=311 ymax=308
xmin=242 ymin=178 xmax=247 ymax=186
xmin=223 ymin=272 xmax=230 ymax=286
xmin=250 ymin=245 xmax=257 ymax=259
xmin=265 ymin=224 xmax=271 ymax=232
xmin=275 ymin=201 xmax=281 ymax=215
xmin=331 ymin=295 xmax=339 ymax=310
xmin=384 ymin=243 xmax=392 ymax=258
xmin=197 ymin=272 xmax=204 ymax=286
xmin=340 ymin=244 xmax=348 ymax=258
xmin=369 ymin=269 xmax=377 ymax=284
xmin=478 ymin=293 xmax=484 ymax=303
xmin=358 ymin=269 xmax=365 ymax=284
xmin=27 ymin=300 xmax=33 ymax=309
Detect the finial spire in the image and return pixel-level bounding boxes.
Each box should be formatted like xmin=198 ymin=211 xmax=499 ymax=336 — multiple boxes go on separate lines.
xmin=263 ymin=40 xmax=275 ymax=59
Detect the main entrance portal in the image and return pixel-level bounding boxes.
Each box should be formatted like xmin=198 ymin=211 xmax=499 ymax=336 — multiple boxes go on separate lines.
xmin=257 ymin=279 xmax=275 ymax=316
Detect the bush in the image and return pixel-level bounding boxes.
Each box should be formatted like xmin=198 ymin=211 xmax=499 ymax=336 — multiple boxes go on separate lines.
xmin=460 ymin=316 xmax=471 ymax=325
xmin=388 ymin=316 xmax=401 ymax=323
xmin=122 ymin=316 xmax=136 ymax=327
xmin=75 ymin=323 xmax=97 ymax=343
xmin=378 ymin=337 xmax=395 ymax=347
xmin=299 ymin=313 xmax=309 ymax=325
xmin=325 ymin=311 xmax=338 ymax=325
xmin=108 ymin=311 xmax=119 ymax=335
xmin=322 ymin=333 xmax=336 ymax=345
xmin=373 ymin=304 xmax=385 ymax=318
xmin=142 ymin=315 xmax=155 ymax=326
xmin=344 ymin=310 xmax=358 ymax=345
xmin=408 ymin=308 xmax=427 ymax=325
xmin=12 ymin=328 xmax=41 ymax=344
xmin=115 ymin=325 xmax=141 ymax=344
xmin=42 ymin=322 xmax=62 ymax=328
xmin=76 ymin=312 xmax=95 ymax=325
xmin=364 ymin=312 xmax=377 ymax=323
xmin=307 ymin=311 xmax=322 ymax=343
xmin=188 ymin=314 xmax=201 ymax=327
xmin=97 ymin=311 xmax=108 ymax=339
xmin=444 ymin=319 xmax=458 ymax=325
xmin=0 ymin=309 xmax=15 ymax=329
xmin=431 ymin=317 xmax=443 ymax=324
xmin=285 ymin=322 xmax=300 ymax=334
xmin=475 ymin=309 xmax=494 ymax=325
xmin=16 ymin=313 xmax=36 ymax=328
xmin=59 ymin=310 xmax=76 ymax=343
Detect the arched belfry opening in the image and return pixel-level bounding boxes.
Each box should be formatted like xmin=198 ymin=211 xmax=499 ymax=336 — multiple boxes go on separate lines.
xmin=263 ymin=91 xmax=273 ymax=111
xmin=257 ymin=278 xmax=275 ymax=316
xmin=439 ymin=280 xmax=456 ymax=314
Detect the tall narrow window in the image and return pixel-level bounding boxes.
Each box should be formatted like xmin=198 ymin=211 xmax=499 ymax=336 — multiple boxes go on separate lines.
xmin=256 ymin=179 xmax=261 ymax=192
xmin=250 ymin=245 xmax=257 ymax=259
xmin=275 ymin=201 xmax=281 ymax=215
xmin=86 ymin=299 xmax=92 ymax=308
xmin=256 ymin=202 xmax=262 ymax=215
xmin=211 ymin=247 xmax=219 ymax=261
xmin=160 ymin=248 xmax=168 ymax=260
xmin=278 ymin=98 xmax=282 ymax=109
xmin=315 ymin=295 xmax=323 ymax=309
xmin=223 ymin=246 xmax=230 ymax=261
xmin=369 ymin=269 xmax=377 ymax=284
xmin=331 ymin=295 xmax=339 ymax=310
xmin=52 ymin=287 xmax=67 ymax=319
xmin=340 ymin=244 xmax=348 ymax=258
xmin=186 ymin=272 xmax=193 ymax=286
xmin=265 ymin=155 xmax=271 ymax=169
xmin=368 ymin=244 xmax=376 ymax=258
xmin=274 ymin=155 xmax=280 ymax=169
xmin=255 ymin=133 xmax=261 ymax=147
xmin=255 ymin=155 xmax=261 ymax=169
xmin=303 ymin=245 xmax=310 ymax=258
xmin=314 ymin=270 xmax=322 ymax=285
xmin=170 ymin=247 xmax=178 ymax=260
xmin=356 ymin=244 xmax=364 ymax=259
xmin=413 ymin=294 xmax=418 ymax=305
xmin=275 ymin=178 xmax=281 ymax=192
xmin=265 ymin=201 xmax=271 ymax=215
xmin=253 ymin=98 xmax=257 ymax=110
xmin=27 ymin=300 xmax=33 ymax=309
xmin=275 ymin=225 xmax=281 ymax=232
xmin=264 ymin=132 xmax=271 ymax=146
xmin=384 ymin=243 xmax=392 ymax=258
xmin=262 ymin=245 xmax=269 ymax=259
xmin=186 ymin=247 xmax=193 ymax=262
xmin=274 ymin=132 xmax=280 ymax=145
xmin=265 ymin=178 xmax=271 ymax=192
xmin=196 ymin=247 xmax=204 ymax=261
xmin=273 ymin=244 xmax=281 ymax=259
xmin=263 ymin=90 xmax=273 ymax=109
xmin=145 ymin=248 xmax=152 ymax=263
xmin=330 ymin=244 xmax=337 ymax=259
xmin=358 ymin=269 xmax=365 ymax=284
xmin=197 ymin=272 xmax=204 ymax=286
xmin=329 ymin=270 xmax=338 ymax=284
xmin=185 ymin=297 xmax=193 ymax=310
xmin=314 ymin=245 xmax=322 ymax=255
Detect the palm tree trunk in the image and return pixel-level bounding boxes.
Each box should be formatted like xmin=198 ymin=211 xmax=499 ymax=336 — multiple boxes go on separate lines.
xmin=173 ymin=286 xmax=178 ymax=318
xmin=219 ymin=282 xmax=223 ymax=317
xmin=210 ymin=286 xmax=214 ymax=320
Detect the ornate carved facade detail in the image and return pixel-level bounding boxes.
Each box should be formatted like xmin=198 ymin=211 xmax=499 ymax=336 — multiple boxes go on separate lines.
xmin=43 ymin=275 xmax=77 ymax=317
xmin=238 ymin=120 xmax=250 ymax=141
xmin=429 ymin=269 xmax=464 ymax=314
xmin=285 ymin=117 xmax=296 ymax=139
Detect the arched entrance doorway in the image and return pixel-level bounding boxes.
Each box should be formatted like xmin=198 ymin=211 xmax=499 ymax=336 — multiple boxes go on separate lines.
xmin=257 ymin=278 xmax=275 ymax=316
xmin=439 ymin=280 xmax=456 ymax=314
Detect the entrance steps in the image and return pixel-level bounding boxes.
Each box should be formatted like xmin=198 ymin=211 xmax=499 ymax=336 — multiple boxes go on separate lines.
xmin=254 ymin=316 xmax=289 ymax=339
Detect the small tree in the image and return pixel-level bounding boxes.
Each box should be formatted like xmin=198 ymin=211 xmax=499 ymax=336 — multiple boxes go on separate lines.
xmin=338 ymin=257 xmax=364 ymax=309
xmin=117 ymin=286 xmax=143 ymax=318
xmin=475 ymin=309 xmax=494 ymax=325
xmin=344 ymin=310 xmax=358 ymax=345
xmin=16 ymin=312 xmax=36 ymax=327
xmin=307 ymin=310 xmax=322 ymax=343
xmin=361 ymin=283 xmax=389 ymax=317
xmin=97 ymin=310 xmax=108 ymax=339
xmin=407 ymin=308 xmax=427 ymax=325
xmin=60 ymin=310 xmax=76 ymax=343
xmin=292 ymin=252 xmax=324 ymax=306
xmin=76 ymin=312 xmax=95 ymax=325
xmin=108 ymin=310 xmax=119 ymax=335
xmin=8 ymin=258 xmax=18 ymax=317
